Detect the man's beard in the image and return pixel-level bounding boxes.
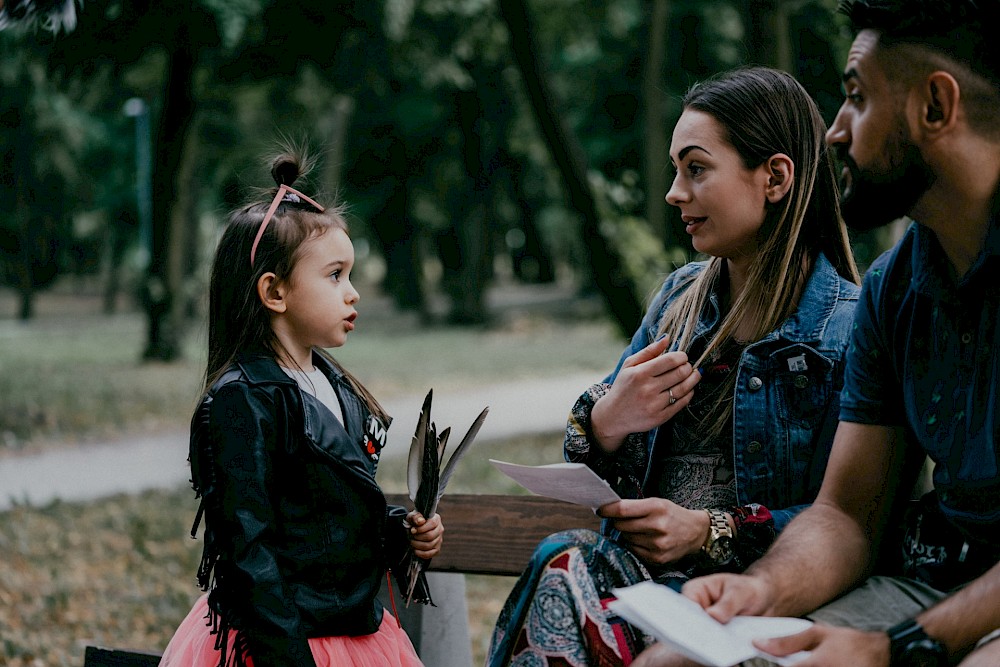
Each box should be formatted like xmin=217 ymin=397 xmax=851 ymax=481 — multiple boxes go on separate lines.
xmin=838 ymin=125 xmax=935 ymax=232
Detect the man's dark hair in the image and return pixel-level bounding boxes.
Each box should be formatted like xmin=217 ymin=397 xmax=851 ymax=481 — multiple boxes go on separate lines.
xmin=840 ymin=0 xmax=1000 ymax=137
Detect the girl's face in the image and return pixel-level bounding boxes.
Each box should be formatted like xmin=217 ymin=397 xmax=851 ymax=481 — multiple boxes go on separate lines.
xmin=666 ymin=109 xmax=772 ymax=260
xmin=275 ymin=227 xmax=359 ymax=358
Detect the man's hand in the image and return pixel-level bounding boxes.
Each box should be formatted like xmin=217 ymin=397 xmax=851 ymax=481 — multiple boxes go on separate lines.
xmin=681 ymin=573 xmax=774 ymax=623
xmin=600 ymin=498 xmax=710 ymax=565
xmin=753 ymin=624 xmax=889 ymax=667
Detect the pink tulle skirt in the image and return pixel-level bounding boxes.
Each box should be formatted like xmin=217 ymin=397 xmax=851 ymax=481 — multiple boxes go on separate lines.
xmin=159 ymin=595 xmax=423 ymax=667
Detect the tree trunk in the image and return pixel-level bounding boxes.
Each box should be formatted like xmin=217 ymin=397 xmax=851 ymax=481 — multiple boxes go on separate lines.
xmin=498 ymin=0 xmax=643 ymax=337
xmin=143 ymin=16 xmax=197 ymax=361
xmin=447 ymin=89 xmax=492 ymax=325
xmin=740 ymin=0 xmax=792 ymax=71
xmin=506 ymin=150 xmax=555 ymax=284
xmin=319 ymin=95 xmax=356 ymax=196
xmin=643 ymin=0 xmax=672 ymax=243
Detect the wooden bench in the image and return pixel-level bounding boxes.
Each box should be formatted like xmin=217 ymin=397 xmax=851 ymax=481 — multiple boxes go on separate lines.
xmin=82 ymin=493 xmax=600 ymax=666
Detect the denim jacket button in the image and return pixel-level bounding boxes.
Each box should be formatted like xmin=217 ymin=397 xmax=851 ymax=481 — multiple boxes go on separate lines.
xmin=748 ymin=376 xmax=763 ymax=391
xmin=748 ymin=440 xmax=763 ymax=453
xmin=794 ymin=374 xmax=809 ymax=389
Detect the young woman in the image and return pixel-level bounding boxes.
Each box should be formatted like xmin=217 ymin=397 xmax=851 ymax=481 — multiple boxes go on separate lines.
xmin=159 ymin=151 xmax=442 ymax=667
xmin=486 ymin=66 xmax=861 ymax=667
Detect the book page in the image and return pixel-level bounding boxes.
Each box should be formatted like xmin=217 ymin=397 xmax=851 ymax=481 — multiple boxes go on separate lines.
xmin=489 ymin=459 xmax=621 ymax=509
xmin=609 ymin=581 xmax=812 ymax=667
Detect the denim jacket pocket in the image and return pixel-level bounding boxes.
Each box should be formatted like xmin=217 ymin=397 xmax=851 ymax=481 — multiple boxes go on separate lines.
xmin=773 ymin=343 xmax=835 ymax=429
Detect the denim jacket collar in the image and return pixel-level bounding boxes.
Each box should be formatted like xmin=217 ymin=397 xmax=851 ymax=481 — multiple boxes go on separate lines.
xmin=690 ymin=253 xmax=846 ymax=347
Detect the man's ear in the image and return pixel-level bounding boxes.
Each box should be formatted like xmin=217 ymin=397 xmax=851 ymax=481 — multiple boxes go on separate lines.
xmin=257 ymin=272 xmax=287 ymax=314
xmin=916 ymin=72 xmax=960 ymax=136
xmin=764 ymin=153 xmax=794 ymax=204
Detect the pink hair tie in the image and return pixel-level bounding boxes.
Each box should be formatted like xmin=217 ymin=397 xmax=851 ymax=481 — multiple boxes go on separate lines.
xmin=249 ymin=184 xmax=326 ymax=266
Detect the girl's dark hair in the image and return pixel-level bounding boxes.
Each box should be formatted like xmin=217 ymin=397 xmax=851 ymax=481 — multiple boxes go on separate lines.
xmin=657 ymin=66 xmax=860 ymax=438
xmin=203 ymin=149 xmax=388 ymax=423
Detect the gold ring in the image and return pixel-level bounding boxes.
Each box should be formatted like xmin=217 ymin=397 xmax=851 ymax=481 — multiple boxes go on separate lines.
xmin=668 ymin=388 xmax=677 ymax=405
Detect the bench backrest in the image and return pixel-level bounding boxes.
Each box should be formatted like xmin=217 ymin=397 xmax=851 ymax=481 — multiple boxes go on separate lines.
xmin=385 ymin=492 xmax=601 ymax=576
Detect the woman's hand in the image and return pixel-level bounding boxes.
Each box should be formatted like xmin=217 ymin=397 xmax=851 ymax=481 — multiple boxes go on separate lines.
xmin=599 ymin=498 xmax=710 ymax=565
xmin=591 ymin=337 xmax=701 ymax=452
xmin=406 ymin=510 xmax=444 ymax=560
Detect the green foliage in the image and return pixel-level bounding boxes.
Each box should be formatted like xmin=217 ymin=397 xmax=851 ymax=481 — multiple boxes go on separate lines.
xmin=0 ymin=0 xmax=898 ymax=326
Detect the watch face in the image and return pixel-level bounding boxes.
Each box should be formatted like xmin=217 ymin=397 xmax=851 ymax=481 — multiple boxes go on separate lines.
xmin=904 ymin=640 xmax=948 ymax=667
xmin=709 ymin=537 xmax=734 ymax=563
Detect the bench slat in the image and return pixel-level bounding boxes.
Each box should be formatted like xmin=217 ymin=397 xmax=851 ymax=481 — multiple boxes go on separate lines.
xmin=83 ymin=646 xmax=161 ymax=667
xmin=385 ymin=492 xmax=601 ymax=576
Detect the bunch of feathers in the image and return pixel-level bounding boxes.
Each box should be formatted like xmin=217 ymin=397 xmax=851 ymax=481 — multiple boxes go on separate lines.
xmin=403 ymin=389 xmax=488 ymax=606
xmin=0 ymin=0 xmax=81 ymax=33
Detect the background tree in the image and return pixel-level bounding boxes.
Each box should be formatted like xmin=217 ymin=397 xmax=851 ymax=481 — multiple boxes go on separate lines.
xmin=1 ymin=0 xmax=887 ymax=351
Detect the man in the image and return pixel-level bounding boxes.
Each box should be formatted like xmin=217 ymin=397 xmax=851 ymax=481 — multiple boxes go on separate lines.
xmin=634 ymin=1 xmax=1000 ymax=665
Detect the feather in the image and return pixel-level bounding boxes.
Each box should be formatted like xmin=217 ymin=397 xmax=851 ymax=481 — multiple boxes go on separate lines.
xmin=436 ymin=426 xmax=451 ymax=471
xmin=437 ymin=406 xmax=489 ymax=496
xmin=414 ymin=424 xmax=439 ymax=518
xmin=407 ymin=390 xmax=433 ymax=503
xmin=402 ymin=388 xmax=488 ymax=606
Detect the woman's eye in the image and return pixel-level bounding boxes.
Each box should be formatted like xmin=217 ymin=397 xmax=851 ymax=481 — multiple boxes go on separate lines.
xmin=688 ymin=163 xmax=705 ymax=177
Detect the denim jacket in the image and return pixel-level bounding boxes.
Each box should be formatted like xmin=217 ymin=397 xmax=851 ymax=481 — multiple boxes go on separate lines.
xmin=566 ymin=254 xmax=859 ymax=534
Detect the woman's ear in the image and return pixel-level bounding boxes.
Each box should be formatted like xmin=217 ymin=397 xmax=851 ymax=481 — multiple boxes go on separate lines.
xmin=257 ymin=272 xmax=287 ymax=314
xmin=764 ymin=153 xmax=795 ymax=204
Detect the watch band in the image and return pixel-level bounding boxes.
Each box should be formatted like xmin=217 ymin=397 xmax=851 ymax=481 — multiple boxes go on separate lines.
xmin=701 ymin=509 xmax=734 ymax=565
xmin=886 ymin=618 xmax=948 ymax=667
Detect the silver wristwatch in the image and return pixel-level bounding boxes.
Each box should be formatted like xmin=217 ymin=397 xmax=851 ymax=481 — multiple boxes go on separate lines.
xmin=701 ymin=509 xmax=735 ymax=565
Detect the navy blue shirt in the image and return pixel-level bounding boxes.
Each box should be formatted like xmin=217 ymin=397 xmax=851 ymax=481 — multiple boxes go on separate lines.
xmin=840 ymin=219 xmax=1000 ymax=539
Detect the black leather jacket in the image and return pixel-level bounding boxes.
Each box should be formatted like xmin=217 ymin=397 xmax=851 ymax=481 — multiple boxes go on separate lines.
xmin=188 ymin=352 xmax=410 ymax=667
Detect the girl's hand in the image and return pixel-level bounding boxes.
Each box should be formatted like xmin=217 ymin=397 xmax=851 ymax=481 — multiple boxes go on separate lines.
xmin=406 ymin=510 xmax=443 ymax=560
xmin=599 ymin=498 xmax=711 ymax=565
xmin=591 ymin=337 xmax=701 ymax=452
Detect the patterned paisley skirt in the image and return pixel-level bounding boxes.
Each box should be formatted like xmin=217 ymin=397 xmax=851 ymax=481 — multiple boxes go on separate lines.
xmin=485 ymin=528 xmax=685 ymax=667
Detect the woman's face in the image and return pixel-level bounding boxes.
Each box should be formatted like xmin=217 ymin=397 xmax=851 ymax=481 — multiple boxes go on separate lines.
xmin=666 ymin=109 xmax=772 ymax=260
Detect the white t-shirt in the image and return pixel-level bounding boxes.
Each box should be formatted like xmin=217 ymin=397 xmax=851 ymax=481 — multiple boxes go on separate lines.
xmin=280 ymin=366 xmax=345 ymax=426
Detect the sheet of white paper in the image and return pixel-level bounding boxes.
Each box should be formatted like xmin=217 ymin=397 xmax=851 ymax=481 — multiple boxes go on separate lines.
xmin=488 ymin=459 xmax=621 ymax=509
xmin=609 ymin=581 xmax=812 ymax=667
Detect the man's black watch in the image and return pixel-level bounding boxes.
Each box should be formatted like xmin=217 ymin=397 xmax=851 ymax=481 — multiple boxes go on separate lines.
xmin=886 ymin=619 xmax=948 ymax=667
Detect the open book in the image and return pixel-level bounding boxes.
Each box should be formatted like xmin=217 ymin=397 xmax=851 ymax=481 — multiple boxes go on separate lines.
xmin=489 ymin=459 xmax=621 ymax=509
xmin=608 ymin=581 xmax=813 ymax=666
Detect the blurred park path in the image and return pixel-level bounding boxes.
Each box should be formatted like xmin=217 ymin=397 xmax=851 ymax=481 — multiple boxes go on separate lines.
xmin=0 ymin=370 xmax=595 ymax=512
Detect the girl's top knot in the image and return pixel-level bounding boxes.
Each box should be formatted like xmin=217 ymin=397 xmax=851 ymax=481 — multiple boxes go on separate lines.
xmin=271 ymin=154 xmax=301 ymax=187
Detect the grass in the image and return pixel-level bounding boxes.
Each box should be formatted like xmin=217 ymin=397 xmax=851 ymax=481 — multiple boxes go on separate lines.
xmin=0 ymin=281 xmax=624 ymax=666
xmin=0 ymin=432 xmax=565 ymax=667
xmin=0 ymin=283 xmax=624 ymax=454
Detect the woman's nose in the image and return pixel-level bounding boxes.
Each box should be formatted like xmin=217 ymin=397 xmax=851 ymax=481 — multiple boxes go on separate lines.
xmin=665 ymin=176 xmax=687 ymax=207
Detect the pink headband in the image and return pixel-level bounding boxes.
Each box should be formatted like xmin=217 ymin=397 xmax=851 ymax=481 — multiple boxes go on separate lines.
xmin=249 ymin=184 xmax=326 ymax=266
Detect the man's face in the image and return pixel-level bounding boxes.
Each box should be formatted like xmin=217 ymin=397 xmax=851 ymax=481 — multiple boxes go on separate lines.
xmin=826 ymin=30 xmax=935 ymax=231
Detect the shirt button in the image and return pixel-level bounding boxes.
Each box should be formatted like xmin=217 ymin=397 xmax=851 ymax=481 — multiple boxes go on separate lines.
xmin=748 ymin=441 xmax=763 ymax=454
xmin=748 ymin=377 xmax=763 ymax=391
xmin=961 ymin=332 xmax=972 ymax=344
xmin=794 ymin=374 xmax=809 ymax=389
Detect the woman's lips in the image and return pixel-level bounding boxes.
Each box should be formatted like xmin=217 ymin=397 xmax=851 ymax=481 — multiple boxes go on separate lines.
xmin=682 ymin=215 xmax=707 ymax=232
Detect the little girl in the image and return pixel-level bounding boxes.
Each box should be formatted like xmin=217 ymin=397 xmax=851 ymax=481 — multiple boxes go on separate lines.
xmin=159 ymin=150 xmax=442 ymax=667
